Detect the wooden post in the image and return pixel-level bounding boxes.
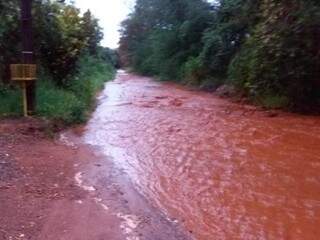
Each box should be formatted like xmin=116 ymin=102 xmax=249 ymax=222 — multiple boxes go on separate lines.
xmin=22 ymin=82 xmax=28 ymax=117
xmin=21 ymin=0 xmax=35 ymax=115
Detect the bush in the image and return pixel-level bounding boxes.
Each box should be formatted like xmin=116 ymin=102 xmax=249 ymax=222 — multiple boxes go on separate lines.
xmin=36 ymin=79 xmax=85 ymax=124
xmin=0 ymin=85 xmax=22 ymax=116
xmin=0 ymin=55 xmax=115 ymax=123
xmin=120 ymin=0 xmax=320 ymax=111
xmin=181 ymin=57 xmax=205 ymax=86
xmin=69 ymin=55 xmax=115 ymax=108
xmin=0 ymin=1 xmax=118 ymax=121
xmin=257 ymin=94 xmax=289 ymax=109
xmin=119 ymin=0 xmax=212 ymax=82
xmin=36 ymin=55 xmax=115 ymax=124
xmin=229 ymin=0 xmax=320 ymax=109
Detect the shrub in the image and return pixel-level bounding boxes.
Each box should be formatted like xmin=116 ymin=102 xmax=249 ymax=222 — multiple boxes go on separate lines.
xmin=36 ymin=55 xmax=115 ymax=124
xmin=229 ymin=0 xmax=320 ymax=109
xmin=36 ymin=78 xmax=85 ymax=124
xmin=69 ymin=55 xmax=115 ymax=108
xmin=182 ymin=57 xmax=205 ymax=86
xmin=0 ymin=55 xmax=115 ymax=123
xmin=257 ymin=94 xmax=289 ymax=109
xmin=0 ymin=85 xmax=21 ymax=116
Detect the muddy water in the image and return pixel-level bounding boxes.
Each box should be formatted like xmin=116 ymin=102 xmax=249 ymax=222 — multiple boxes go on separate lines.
xmin=85 ymin=71 xmax=320 ymax=240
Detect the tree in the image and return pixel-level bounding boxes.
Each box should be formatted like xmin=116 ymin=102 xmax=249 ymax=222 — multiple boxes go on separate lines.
xmin=120 ymin=0 xmax=320 ymax=109
xmin=119 ymin=0 xmax=212 ymax=80
xmin=82 ymin=10 xmax=103 ymax=55
xmin=229 ymin=0 xmax=320 ymax=108
xmin=0 ymin=1 xmax=20 ymax=83
xmin=0 ymin=1 xmax=105 ymax=86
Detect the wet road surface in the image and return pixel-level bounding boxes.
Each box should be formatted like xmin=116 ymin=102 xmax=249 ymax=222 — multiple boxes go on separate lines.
xmin=85 ymin=71 xmax=320 ymax=240
xmin=0 ymin=119 xmax=189 ymax=240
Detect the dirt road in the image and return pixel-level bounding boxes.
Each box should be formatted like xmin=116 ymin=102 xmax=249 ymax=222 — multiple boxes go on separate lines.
xmin=1 ymin=71 xmax=320 ymax=240
xmin=0 ymin=115 xmax=189 ymax=238
xmin=85 ymin=71 xmax=320 ymax=239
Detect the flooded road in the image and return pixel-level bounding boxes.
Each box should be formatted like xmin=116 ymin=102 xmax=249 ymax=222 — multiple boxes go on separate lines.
xmin=85 ymin=71 xmax=320 ymax=240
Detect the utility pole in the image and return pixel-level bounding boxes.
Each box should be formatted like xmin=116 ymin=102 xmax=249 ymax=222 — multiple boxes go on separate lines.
xmin=21 ymin=0 xmax=35 ymax=114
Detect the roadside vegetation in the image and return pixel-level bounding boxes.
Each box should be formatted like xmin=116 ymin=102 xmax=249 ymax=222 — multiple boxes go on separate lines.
xmin=119 ymin=0 xmax=320 ymax=111
xmin=0 ymin=1 xmax=118 ymax=123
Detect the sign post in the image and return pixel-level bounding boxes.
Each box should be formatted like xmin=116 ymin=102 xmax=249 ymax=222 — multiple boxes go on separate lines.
xmin=11 ymin=0 xmax=36 ymax=116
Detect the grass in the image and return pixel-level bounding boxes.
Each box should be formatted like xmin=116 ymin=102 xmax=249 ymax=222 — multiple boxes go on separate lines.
xmin=257 ymin=94 xmax=290 ymax=109
xmin=36 ymin=80 xmax=85 ymax=124
xmin=0 ymin=56 xmax=115 ymax=124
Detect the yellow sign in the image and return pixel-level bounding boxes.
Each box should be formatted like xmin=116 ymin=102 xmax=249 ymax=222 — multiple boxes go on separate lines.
xmin=10 ymin=64 xmax=37 ymax=81
xmin=10 ymin=64 xmax=37 ymax=117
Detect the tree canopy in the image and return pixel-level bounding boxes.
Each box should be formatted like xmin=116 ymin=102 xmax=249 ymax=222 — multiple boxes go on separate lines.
xmin=119 ymin=0 xmax=320 ymax=110
xmin=0 ymin=0 xmax=113 ymax=86
xmin=0 ymin=0 xmax=117 ymax=121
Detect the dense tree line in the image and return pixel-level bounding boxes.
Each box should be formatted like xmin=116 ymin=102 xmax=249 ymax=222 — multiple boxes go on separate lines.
xmin=119 ymin=0 xmax=320 ymax=110
xmin=0 ymin=0 xmax=117 ymax=85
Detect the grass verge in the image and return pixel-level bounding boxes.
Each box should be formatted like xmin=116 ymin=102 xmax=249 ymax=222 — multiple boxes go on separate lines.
xmin=0 ymin=56 xmax=115 ymax=124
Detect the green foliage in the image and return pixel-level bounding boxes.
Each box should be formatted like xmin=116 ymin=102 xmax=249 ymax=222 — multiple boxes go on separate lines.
xmin=33 ymin=1 xmax=104 ymax=85
xmin=119 ymin=0 xmax=259 ymax=83
xmin=98 ymin=47 xmax=120 ymax=68
xmin=0 ymin=0 xmax=20 ymax=83
xmin=120 ymin=0 xmax=320 ymax=110
xmin=37 ymin=55 xmax=115 ymax=124
xmin=0 ymin=0 xmax=105 ymax=85
xmin=119 ymin=0 xmax=212 ymax=81
xmin=0 ymin=55 xmax=114 ymax=122
xmin=0 ymin=1 xmax=117 ymax=122
xmin=257 ymin=95 xmax=289 ymax=109
xmin=199 ymin=0 xmax=260 ymax=78
xmin=0 ymin=86 xmax=21 ymax=116
xmin=229 ymin=0 xmax=320 ymax=108
xmin=182 ymin=57 xmax=205 ymax=85
xmin=36 ymin=78 xmax=84 ymax=123
xmin=68 ymin=55 xmax=115 ymax=109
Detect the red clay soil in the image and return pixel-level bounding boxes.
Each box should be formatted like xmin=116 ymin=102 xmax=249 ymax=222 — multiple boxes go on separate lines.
xmin=0 ymin=118 xmax=190 ymax=240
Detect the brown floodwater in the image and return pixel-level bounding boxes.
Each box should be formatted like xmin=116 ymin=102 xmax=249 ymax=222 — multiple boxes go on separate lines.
xmin=84 ymin=71 xmax=320 ymax=240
